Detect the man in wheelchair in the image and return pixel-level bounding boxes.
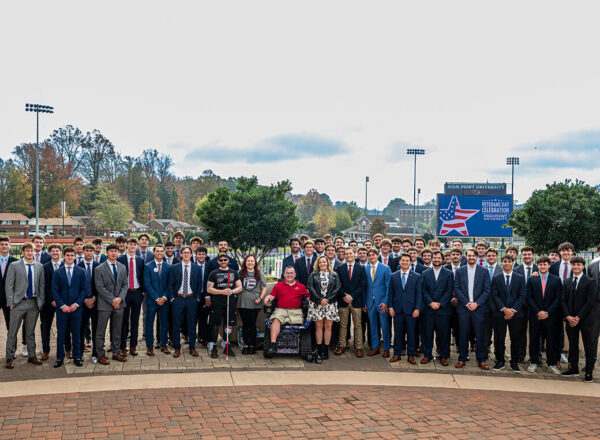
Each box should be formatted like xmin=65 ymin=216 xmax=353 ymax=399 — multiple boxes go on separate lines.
xmin=263 ymin=266 xmax=311 ymax=358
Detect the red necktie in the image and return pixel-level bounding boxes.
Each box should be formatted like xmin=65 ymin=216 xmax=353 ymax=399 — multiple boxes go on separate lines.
xmin=348 ymin=264 xmax=352 ymax=280
xmin=129 ymin=258 xmax=134 ymax=289
xmin=563 ymin=262 xmax=568 ymax=281
xmin=479 ymin=260 xmax=483 ymax=266
xmin=384 ymin=257 xmax=387 ymax=265
xmin=541 ymin=275 xmax=546 ymax=298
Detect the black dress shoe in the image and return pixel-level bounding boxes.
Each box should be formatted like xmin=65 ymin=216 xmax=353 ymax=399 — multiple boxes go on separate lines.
xmin=562 ymin=368 xmax=580 ymax=376
xmin=248 ymin=346 xmax=256 ymax=355
xmin=74 ymin=359 xmax=83 ymax=367
xmin=493 ymin=361 xmax=505 ymax=371
xmin=53 ymin=360 xmax=64 ymax=368
xmin=211 ymin=347 xmax=219 ymax=358
xmin=242 ymin=347 xmax=249 ymax=355
xmin=584 ymin=373 xmax=594 ymax=383
xmin=510 ymin=363 xmax=520 ymax=372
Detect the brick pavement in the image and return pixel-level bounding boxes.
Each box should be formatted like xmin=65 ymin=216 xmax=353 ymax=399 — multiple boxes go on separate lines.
xmin=1 ymin=385 xmax=600 ymax=439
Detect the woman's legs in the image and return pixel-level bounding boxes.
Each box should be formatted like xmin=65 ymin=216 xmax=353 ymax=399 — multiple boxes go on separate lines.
xmin=315 ymin=320 xmax=324 ymax=344
xmin=324 ymin=319 xmax=333 ymax=345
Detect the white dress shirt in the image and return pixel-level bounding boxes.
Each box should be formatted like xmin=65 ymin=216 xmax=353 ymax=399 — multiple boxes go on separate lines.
xmin=177 ymin=263 xmax=193 ymax=295
xmin=433 ymin=267 xmax=441 ymax=281
xmin=467 ymin=265 xmax=476 ymax=302
xmin=126 ymin=255 xmax=140 ymax=289
xmin=559 ymin=260 xmax=571 ymax=284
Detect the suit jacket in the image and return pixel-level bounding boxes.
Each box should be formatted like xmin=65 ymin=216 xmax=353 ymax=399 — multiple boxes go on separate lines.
xmin=117 ymin=254 xmax=145 ymax=292
xmin=561 ymin=274 xmax=596 ymax=324
xmin=51 ymin=265 xmax=89 ymax=309
xmin=94 ymin=253 xmax=108 ymax=263
xmin=335 ymin=261 xmax=367 ymax=308
xmin=365 ymin=263 xmax=392 ymax=307
xmin=164 ymin=255 xmax=180 ymax=265
xmin=169 ymin=262 xmax=202 ymax=301
xmin=307 ymin=270 xmax=341 ymax=304
xmin=410 ymin=261 xmax=427 ymax=275
xmin=78 ymin=260 xmax=100 ymax=299
xmin=388 ymin=270 xmax=422 ymax=314
xmin=280 ymin=253 xmax=302 ymax=280
xmin=136 ymin=248 xmax=155 ymax=264
xmin=94 ymin=260 xmax=128 ymax=312
xmin=526 ymin=272 xmax=562 ymax=317
xmin=550 ymin=260 xmax=586 ymax=280
xmin=196 ymin=261 xmax=209 ymax=296
xmin=490 ymin=271 xmax=526 ymax=318
xmin=388 ymin=256 xmax=399 ymax=273
xmin=34 ymin=251 xmax=51 ymax=265
xmin=144 ymin=260 xmax=172 ymax=303
xmin=454 ymin=264 xmax=491 ymax=314
xmin=0 ymin=256 xmax=19 ymax=308
xmin=294 ymin=254 xmax=317 ymax=286
xmin=422 ymin=267 xmax=454 ymax=315
xmin=5 ymin=259 xmax=45 ymax=310
xmin=43 ymin=260 xmax=65 ymax=306
xmin=587 ymin=260 xmax=600 ymax=300
xmin=378 ymin=254 xmax=394 ymax=268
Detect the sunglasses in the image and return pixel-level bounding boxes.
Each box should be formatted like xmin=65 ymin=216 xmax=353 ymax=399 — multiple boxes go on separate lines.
xmin=218 ymin=259 xmax=228 ymax=262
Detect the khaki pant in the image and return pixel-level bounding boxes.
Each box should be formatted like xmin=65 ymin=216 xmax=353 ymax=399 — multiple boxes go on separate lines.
xmin=339 ymin=304 xmax=363 ymax=349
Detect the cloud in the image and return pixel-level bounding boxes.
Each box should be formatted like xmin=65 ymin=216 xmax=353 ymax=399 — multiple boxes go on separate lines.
xmin=184 ymin=133 xmax=347 ymax=163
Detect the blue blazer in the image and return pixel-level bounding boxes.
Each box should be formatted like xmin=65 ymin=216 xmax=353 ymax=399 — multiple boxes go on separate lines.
xmin=388 ymin=270 xmax=422 ymax=314
xmin=95 ymin=254 xmax=108 ymax=263
xmin=169 ymin=262 xmax=202 ymax=301
xmin=454 ymin=264 xmax=491 ymax=314
xmin=51 ymin=265 xmax=89 ymax=309
xmin=144 ymin=260 xmax=172 ymax=303
xmin=117 ymin=254 xmax=146 ymax=292
xmin=490 ymin=272 xmax=527 ymax=318
xmin=422 ymin=267 xmax=454 ymax=315
xmin=136 ymin=248 xmax=155 ymax=264
xmin=365 ymin=263 xmax=391 ymax=307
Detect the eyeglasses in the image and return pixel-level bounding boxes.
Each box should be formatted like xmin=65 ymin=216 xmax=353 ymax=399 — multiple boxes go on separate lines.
xmin=218 ymin=259 xmax=228 ymax=262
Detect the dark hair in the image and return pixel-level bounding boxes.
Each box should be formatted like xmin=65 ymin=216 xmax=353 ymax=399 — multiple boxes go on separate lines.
xmin=164 ymin=241 xmax=175 ymax=247
xmin=549 ymin=248 xmax=559 ymax=255
xmin=289 ymin=238 xmax=301 ymax=246
xmin=421 ymin=248 xmax=432 ymax=256
xmin=400 ymin=254 xmax=412 ymax=261
xmin=106 ymin=243 xmax=118 ymax=251
xmin=501 ymin=254 xmax=515 ymax=262
xmin=62 ymin=246 xmax=75 ymax=255
xmin=570 ymin=256 xmax=585 ymax=265
xmin=505 ymin=245 xmax=519 ymax=253
xmin=138 ymin=233 xmax=150 ymax=241
xmin=47 ymin=243 xmax=62 ymax=252
xmin=451 ymin=248 xmax=462 ymax=255
xmin=325 ymin=244 xmax=336 ymax=252
xmin=127 ymin=237 xmax=139 ymax=244
xmin=196 ymin=246 xmax=207 ymax=254
xmin=115 ymin=236 xmax=127 ymax=244
xmin=73 ymin=236 xmax=84 ymax=244
xmin=466 ymin=248 xmax=477 ymax=256
xmin=558 ymin=242 xmax=574 ymax=252
xmin=0 ymin=235 xmax=9 ymax=243
xmin=521 ymin=246 xmax=534 ymax=254
xmin=314 ymin=238 xmax=325 ymax=245
xmin=536 ymin=256 xmax=551 ymax=265
xmin=173 ymin=231 xmax=185 ymax=239
xmin=486 ymin=248 xmax=498 ymax=255
xmin=83 ymin=244 xmax=94 ymax=251
xmin=92 ymin=238 xmax=103 ymax=245
xmin=367 ymin=249 xmax=378 ymax=256
xmin=22 ymin=242 xmax=34 ymax=251
xmin=414 ymin=237 xmax=426 ymax=245
xmin=431 ymin=250 xmax=443 ymax=258
xmin=240 ymin=254 xmax=260 ymax=283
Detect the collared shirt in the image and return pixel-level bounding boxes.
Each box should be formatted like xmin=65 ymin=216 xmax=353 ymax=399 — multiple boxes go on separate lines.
xmin=64 ymin=264 xmax=75 ymax=280
xmin=94 ymin=253 xmax=103 ymax=263
xmin=34 ymin=252 xmax=44 ymax=263
xmin=178 ymin=263 xmax=193 ymax=294
xmin=573 ymin=274 xmax=581 ymax=288
xmin=503 ymin=271 xmax=512 ymax=285
xmin=127 ymin=254 xmax=140 ymax=289
xmin=560 ymin=260 xmax=571 ymax=284
xmin=83 ymin=259 xmax=94 ymax=276
xmin=381 ymin=254 xmax=390 ymax=266
xmin=291 ymin=252 xmax=301 ymax=262
xmin=23 ymin=260 xmax=36 ymax=296
xmin=467 ymin=264 xmax=476 ymax=302
xmin=522 ymin=264 xmax=534 ymax=283
xmin=75 ymin=254 xmax=84 ymax=265
xmin=433 ymin=267 xmax=441 ymax=281
xmin=52 ymin=259 xmax=62 ymax=271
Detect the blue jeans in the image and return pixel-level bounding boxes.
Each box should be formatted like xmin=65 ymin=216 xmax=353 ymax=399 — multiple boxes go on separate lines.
xmin=367 ymin=302 xmax=390 ymax=350
xmin=172 ymin=296 xmax=198 ymax=350
xmin=146 ymin=300 xmax=169 ymax=348
xmin=56 ymin=308 xmax=82 ymax=360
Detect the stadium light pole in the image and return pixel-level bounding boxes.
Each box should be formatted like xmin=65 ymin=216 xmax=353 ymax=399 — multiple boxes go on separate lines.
xmin=407 ymin=148 xmax=425 ymax=241
xmin=506 ymin=157 xmax=519 ymax=244
xmin=365 ymin=176 xmax=369 ymax=213
xmin=25 ymin=103 xmax=54 ymax=234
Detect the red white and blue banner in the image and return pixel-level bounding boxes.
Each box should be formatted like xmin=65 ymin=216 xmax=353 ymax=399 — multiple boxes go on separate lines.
xmin=437 ymin=195 xmax=513 ymax=237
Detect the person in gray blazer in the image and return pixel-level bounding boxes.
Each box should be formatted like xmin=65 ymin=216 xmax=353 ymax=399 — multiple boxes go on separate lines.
xmin=94 ymin=244 xmax=129 ymax=365
xmin=5 ymin=243 xmax=45 ymax=369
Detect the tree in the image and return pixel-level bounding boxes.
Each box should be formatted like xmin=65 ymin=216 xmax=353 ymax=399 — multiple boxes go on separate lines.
xmin=80 ymin=130 xmax=116 ymax=192
xmin=91 ymin=184 xmax=134 ymax=231
xmin=312 ymin=207 xmax=335 ymax=237
xmin=344 ymin=201 xmax=363 ymax=222
xmin=296 ymin=189 xmax=331 ymax=223
xmin=195 ymin=176 xmax=298 ymax=263
xmin=152 ymin=230 xmax=163 ymax=245
xmin=370 ymin=217 xmax=388 ymax=237
xmin=0 ymin=159 xmax=32 ymax=214
xmin=332 ymin=209 xmax=353 ymax=235
xmin=47 ymin=125 xmax=85 ymax=179
xmin=383 ymin=198 xmax=408 ymax=217
xmin=508 ymin=179 xmax=600 ymax=253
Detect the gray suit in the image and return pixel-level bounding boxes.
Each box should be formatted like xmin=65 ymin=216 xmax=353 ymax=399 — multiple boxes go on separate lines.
xmin=94 ymin=260 xmax=128 ymax=358
xmin=5 ymin=259 xmax=45 ymax=360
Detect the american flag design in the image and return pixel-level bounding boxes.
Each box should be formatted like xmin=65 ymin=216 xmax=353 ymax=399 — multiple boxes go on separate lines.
xmin=439 ymin=196 xmax=479 ymax=236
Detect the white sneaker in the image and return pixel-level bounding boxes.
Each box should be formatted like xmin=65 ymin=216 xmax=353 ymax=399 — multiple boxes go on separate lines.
xmin=92 ymin=356 xmax=98 ymax=364
xmin=560 ymin=353 xmax=568 ymax=363
xmin=549 ymin=365 xmax=561 ymax=375
xmin=527 ymin=363 xmax=537 ymax=373
xmin=21 ymin=347 xmax=28 ymax=357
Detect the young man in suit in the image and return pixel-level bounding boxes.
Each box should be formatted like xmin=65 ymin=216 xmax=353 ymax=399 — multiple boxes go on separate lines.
xmin=40 ymin=244 xmax=64 ymax=361
xmin=526 ymin=256 xmax=562 ymax=374
xmin=0 ymin=236 xmax=19 ymax=330
xmin=195 ymin=246 xmax=210 ymax=346
xmin=335 ymin=247 xmax=367 ymax=357
xmin=454 ymin=248 xmax=491 ymax=370
xmin=365 ymin=249 xmax=392 ymax=358
xmin=475 ymin=241 xmax=488 ymax=267
xmin=280 ymin=238 xmax=302 ymax=279
xmin=52 ymin=247 xmax=89 ymax=368
xmin=164 ymin=241 xmax=180 ymax=265
xmin=407 ymin=247 xmax=427 ymax=274
xmin=144 ymin=244 xmax=172 ymax=356
xmin=73 ymin=236 xmax=85 ymax=265
xmin=32 ymin=235 xmax=51 ymax=264
xmin=378 ymin=239 xmax=393 ymax=268
xmin=115 ymin=235 xmax=127 ymax=257
xmin=294 ymin=240 xmax=316 ymax=286
xmin=490 ymin=254 xmax=527 ymax=372
xmin=78 ymin=244 xmax=100 ymax=363
xmin=388 ymin=253 xmax=422 ymax=364
xmin=513 ymin=246 xmax=537 ymax=363
xmin=117 ymin=237 xmax=146 ymax=357
xmin=561 ymin=256 xmax=598 ymax=382
xmin=550 ymin=241 xmax=577 ymax=283
xmin=5 ymin=242 xmax=45 ymax=369
xmin=414 ymin=238 xmax=426 ymax=264
xmin=588 ymin=247 xmax=600 ymax=301
xmin=451 ymin=240 xmax=468 ymax=266
xmin=94 ymin=244 xmax=129 ymax=364
xmin=136 ymin=233 xmax=155 ymax=263
xmin=421 ymin=250 xmax=454 ymax=365
xmin=92 ymin=238 xmax=107 ymax=263
xmin=205 ymin=239 xmax=240 ymax=274
xmin=483 ymin=248 xmax=503 ymax=358
xmin=172 ymin=231 xmax=185 ymax=261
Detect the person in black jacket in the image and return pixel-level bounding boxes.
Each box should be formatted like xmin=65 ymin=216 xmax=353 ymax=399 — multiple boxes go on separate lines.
xmin=335 ymin=247 xmax=367 ymax=357
xmin=560 ymin=256 xmax=598 ymax=382
xmin=306 ymin=256 xmax=341 ymax=360
xmin=78 ymin=244 xmax=100 ymax=363
xmin=294 ymin=240 xmax=317 ymax=286
xmin=40 ymin=244 xmax=65 ymax=361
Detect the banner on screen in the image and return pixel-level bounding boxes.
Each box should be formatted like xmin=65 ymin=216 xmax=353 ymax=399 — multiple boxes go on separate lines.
xmin=437 ymin=195 xmax=513 ymax=237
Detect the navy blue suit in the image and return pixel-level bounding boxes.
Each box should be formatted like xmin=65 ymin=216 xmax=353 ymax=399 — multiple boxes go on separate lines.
xmin=388 ymin=270 xmax=422 ymax=356
xmin=136 ymin=248 xmax=155 ymax=263
xmin=410 ymin=261 xmax=427 ymax=275
xmin=280 ymin=253 xmax=302 ymax=280
xmin=40 ymin=260 xmax=65 ymax=355
xmin=454 ymin=264 xmax=491 ymax=363
xmin=421 ymin=267 xmax=454 ymax=360
xmin=52 ymin=265 xmax=89 ymax=361
xmin=94 ymin=253 xmax=108 ymax=263
xmin=117 ymin=254 xmax=146 ymax=351
xmin=527 ymin=273 xmax=562 ymax=365
xmin=144 ymin=260 xmax=172 ymax=348
xmin=294 ymin=254 xmax=317 ymax=286
xmin=169 ymin=262 xmax=202 ymax=350
xmin=78 ymin=260 xmax=99 ymax=359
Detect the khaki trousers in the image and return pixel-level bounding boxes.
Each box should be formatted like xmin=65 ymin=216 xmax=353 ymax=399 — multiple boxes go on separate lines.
xmin=338 ymin=304 xmax=363 ymax=349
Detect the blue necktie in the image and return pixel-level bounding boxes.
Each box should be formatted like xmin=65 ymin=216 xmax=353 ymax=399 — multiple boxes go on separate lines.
xmin=67 ymin=266 xmax=72 ymax=286
xmin=26 ymin=264 xmax=33 ymax=298
xmin=489 ymin=266 xmax=494 ymax=282
xmin=505 ymin=275 xmax=511 ymax=303
xmin=402 ymin=272 xmax=407 ymax=289
xmin=86 ymin=262 xmax=92 ymax=280
xmin=112 ymin=263 xmax=118 ymax=281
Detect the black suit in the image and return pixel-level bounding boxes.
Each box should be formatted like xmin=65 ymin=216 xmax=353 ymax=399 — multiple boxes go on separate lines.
xmin=514 ymin=263 xmax=538 ymax=360
xmin=281 ymin=253 xmax=302 ymax=280
xmin=78 ymin=260 xmax=100 ymax=358
xmin=40 ymin=260 xmax=66 ymax=355
xmin=421 ymin=267 xmax=454 ymax=360
xmin=117 ymin=254 xmax=146 ymax=351
xmin=550 ymin=260 xmax=586 ymax=282
xmin=490 ymin=272 xmax=526 ymax=364
xmin=526 ymin=273 xmax=562 ymax=365
xmin=0 ymin=256 xmax=18 ymax=329
xmin=294 ymin=254 xmax=316 ymax=286
xmin=561 ymin=274 xmax=598 ymax=374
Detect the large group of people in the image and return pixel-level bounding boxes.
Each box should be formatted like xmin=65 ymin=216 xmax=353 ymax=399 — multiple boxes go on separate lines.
xmin=2 ymin=231 xmax=599 ymax=383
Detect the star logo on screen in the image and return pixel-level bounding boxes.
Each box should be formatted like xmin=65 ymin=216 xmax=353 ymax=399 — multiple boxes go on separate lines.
xmin=439 ymin=196 xmax=479 ymax=235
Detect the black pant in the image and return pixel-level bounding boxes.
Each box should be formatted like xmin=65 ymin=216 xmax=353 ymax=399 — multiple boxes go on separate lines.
xmin=197 ymin=303 xmax=211 ymax=343
xmin=493 ymin=316 xmax=525 ymax=363
xmin=39 ymin=302 xmax=56 ymax=354
xmin=210 ymin=295 xmax=237 ymax=344
xmin=518 ymin=305 xmax=529 ymax=361
xmin=1 ymin=304 xmax=10 ymax=330
xmin=361 ymin=308 xmax=371 ymax=348
xmin=566 ymin=322 xmax=598 ymax=374
xmin=239 ymin=308 xmax=260 ymax=347
xmin=529 ymin=314 xmax=560 ymax=365
xmin=80 ymin=305 xmax=98 ymax=358
xmin=121 ymin=289 xmax=143 ymax=350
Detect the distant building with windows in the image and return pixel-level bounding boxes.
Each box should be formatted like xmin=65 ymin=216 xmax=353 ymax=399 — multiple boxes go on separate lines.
xmin=344 ymin=215 xmax=411 ymax=241
xmin=397 ymin=206 xmax=436 ymax=227
xmin=0 ymin=213 xmax=30 ymax=234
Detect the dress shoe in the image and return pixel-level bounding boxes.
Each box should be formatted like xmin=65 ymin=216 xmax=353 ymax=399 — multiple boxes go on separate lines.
xmin=211 ymin=347 xmax=219 ymax=358
xmin=408 ymin=356 xmax=416 ymax=365
xmin=440 ymin=358 xmax=449 ymax=366
xmin=112 ymin=354 xmax=127 ymax=362
xmin=242 ymin=347 xmax=249 ymax=355
xmin=98 ymin=356 xmax=110 ymax=365
xmin=367 ymin=348 xmax=380 ymax=356
xmin=53 ymin=359 xmax=64 ymax=368
xmin=389 ymin=355 xmax=402 ymax=363
xmin=173 ymin=349 xmax=181 ymax=358
xmin=130 ymin=347 xmax=138 ymax=356
xmin=147 ymin=348 xmax=155 ymax=356
xmin=356 ymin=350 xmax=364 ymax=358
xmin=335 ymin=348 xmax=345 ymax=356
xmin=28 ymin=357 xmax=42 ymax=365
xmin=190 ymin=348 xmax=199 ymax=357
xmin=120 ymin=349 xmax=128 ymax=357
xmin=493 ymin=361 xmax=505 ymax=371
xmin=382 ymin=350 xmax=390 ymax=358
xmin=421 ymin=357 xmax=431 ymax=364
xmin=41 ymin=352 xmax=49 ymax=361
xmin=74 ymin=359 xmax=83 ymax=367
xmin=5 ymin=359 xmax=14 ymax=369
xmin=66 ymin=351 xmax=73 ymax=359
xmin=160 ymin=346 xmax=170 ymax=354
xmin=562 ymin=368 xmax=579 ymax=376
xmin=478 ymin=362 xmax=490 ymax=371
xmin=248 ymin=346 xmax=256 ymax=355
xmin=455 ymin=361 xmax=466 ymax=368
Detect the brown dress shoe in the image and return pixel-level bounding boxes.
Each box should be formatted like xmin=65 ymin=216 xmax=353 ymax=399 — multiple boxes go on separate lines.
xmin=367 ymin=348 xmax=380 ymax=357
xmin=389 ymin=355 xmax=402 ymax=363
xmin=147 ymin=348 xmax=154 ymax=356
xmin=28 ymin=357 xmax=42 ymax=365
xmin=401 ymin=350 xmax=406 ymax=356
xmin=6 ymin=359 xmax=14 ymax=369
xmin=420 ymin=356 xmax=431 ymax=364
xmin=478 ymin=362 xmax=490 ymax=371
xmin=356 ymin=350 xmax=364 ymax=358
xmin=455 ymin=361 xmax=466 ymax=368
xmin=334 ymin=348 xmax=345 ymax=356
xmin=408 ymin=356 xmax=416 ymax=365
xmin=173 ymin=349 xmax=181 ymax=358
xmin=383 ymin=350 xmax=390 ymax=358
xmin=440 ymin=358 xmax=449 ymax=366
xmin=98 ymin=356 xmax=110 ymax=365
xmin=66 ymin=351 xmax=73 ymax=359
xmin=130 ymin=347 xmax=138 ymax=356
xmin=190 ymin=348 xmax=199 ymax=357
xmin=160 ymin=346 xmax=171 ymax=354
xmin=120 ymin=349 xmax=128 ymax=357
xmin=41 ymin=352 xmax=49 ymax=361
xmin=112 ymin=354 xmax=127 ymax=362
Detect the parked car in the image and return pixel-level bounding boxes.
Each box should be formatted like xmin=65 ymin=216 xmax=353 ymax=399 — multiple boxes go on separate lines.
xmin=28 ymin=230 xmax=51 ymax=237
xmin=109 ymin=231 xmax=123 ymax=238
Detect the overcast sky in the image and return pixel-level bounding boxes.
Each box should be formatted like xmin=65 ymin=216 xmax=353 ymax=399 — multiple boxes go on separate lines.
xmin=1 ymin=1 xmax=599 ymax=210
